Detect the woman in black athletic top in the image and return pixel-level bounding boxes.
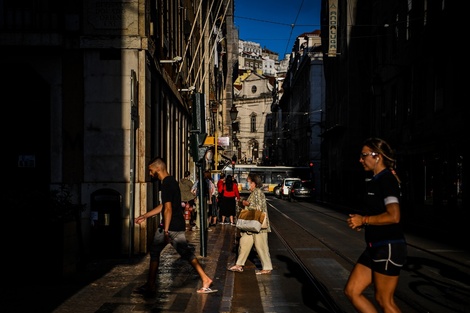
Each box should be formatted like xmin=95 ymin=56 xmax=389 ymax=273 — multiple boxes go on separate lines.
xmin=345 ymin=138 xmax=407 ymax=313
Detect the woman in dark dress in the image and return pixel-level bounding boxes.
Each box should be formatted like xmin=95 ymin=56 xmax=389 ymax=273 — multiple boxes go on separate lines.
xmin=219 ymin=174 xmax=239 ymax=225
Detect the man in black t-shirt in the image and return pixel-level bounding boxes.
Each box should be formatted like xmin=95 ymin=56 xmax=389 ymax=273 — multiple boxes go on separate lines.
xmin=134 ymin=157 xmax=217 ymax=296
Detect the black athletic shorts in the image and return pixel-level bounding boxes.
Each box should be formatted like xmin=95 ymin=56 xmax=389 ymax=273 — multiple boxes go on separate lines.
xmin=357 ymin=241 xmax=407 ymax=276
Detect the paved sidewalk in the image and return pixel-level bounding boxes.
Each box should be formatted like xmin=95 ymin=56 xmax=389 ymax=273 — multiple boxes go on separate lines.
xmin=4 ymin=225 xmax=238 ymax=313
xmin=55 ymin=225 xmax=238 ymax=313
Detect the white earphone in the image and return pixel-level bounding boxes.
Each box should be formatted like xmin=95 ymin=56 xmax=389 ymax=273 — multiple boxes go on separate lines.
xmin=376 ymin=158 xmax=379 ymax=163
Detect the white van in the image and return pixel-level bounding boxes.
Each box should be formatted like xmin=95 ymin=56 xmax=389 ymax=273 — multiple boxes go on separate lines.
xmin=280 ymin=177 xmax=301 ymax=200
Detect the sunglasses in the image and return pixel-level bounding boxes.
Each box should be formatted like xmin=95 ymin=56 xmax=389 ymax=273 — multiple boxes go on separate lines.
xmin=360 ymin=152 xmax=378 ymax=159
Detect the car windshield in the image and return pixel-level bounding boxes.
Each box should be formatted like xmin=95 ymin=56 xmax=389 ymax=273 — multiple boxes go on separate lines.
xmin=292 ymin=182 xmax=301 ymax=188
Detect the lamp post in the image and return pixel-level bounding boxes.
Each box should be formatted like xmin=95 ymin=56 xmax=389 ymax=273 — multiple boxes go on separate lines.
xmin=230 ymin=105 xmax=238 ymax=154
xmin=233 ymin=137 xmax=240 ymax=149
xmin=211 ymin=101 xmax=219 ymax=171
xmin=233 ymin=136 xmax=240 ymax=164
xmin=231 ymin=154 xmax=237 ymax=177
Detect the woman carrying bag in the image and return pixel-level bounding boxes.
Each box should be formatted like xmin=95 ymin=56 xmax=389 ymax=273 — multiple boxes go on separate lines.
xmin=228 ymin=173 xmax=273 ymax=275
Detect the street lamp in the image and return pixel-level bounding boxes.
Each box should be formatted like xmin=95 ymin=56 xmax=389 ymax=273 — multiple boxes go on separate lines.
xmin=230 ymin=105 xmax=238 ymax=121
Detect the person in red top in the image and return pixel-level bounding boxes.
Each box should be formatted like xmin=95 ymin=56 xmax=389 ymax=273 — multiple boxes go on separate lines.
xmin=219 ymin=174 xmax=239 ymax=225
xmin=217 ymin=173 xmax=226 ymax=194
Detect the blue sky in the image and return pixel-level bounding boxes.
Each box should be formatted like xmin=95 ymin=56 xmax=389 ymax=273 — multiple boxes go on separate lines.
xmin=234 ymin=0 xmax=322 ymax=58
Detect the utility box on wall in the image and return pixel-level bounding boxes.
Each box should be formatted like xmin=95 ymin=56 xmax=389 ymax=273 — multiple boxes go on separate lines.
xmin=90 ymin=188 xmax=122 ymax=257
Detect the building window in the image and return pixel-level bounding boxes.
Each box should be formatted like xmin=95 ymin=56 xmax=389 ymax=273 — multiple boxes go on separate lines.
xmin=251 ymin=85 xmax=257 ymax=93
xmin=250 ymin=113 xmax=257 ymax=132
xmin=266 ymin=115 xmax=273 ymax=132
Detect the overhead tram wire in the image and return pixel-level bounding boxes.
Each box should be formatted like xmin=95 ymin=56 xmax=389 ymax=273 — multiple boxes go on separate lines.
xmin=235 ymin=15 xmax=318 ymax=28
xmin=233 ymin=0 xmax=321 ymax=55
xmin=283 ymin=0 xmax=305 ymax=56
xmin=234 ymin=15 xmax=320 ymax=44
xmin=235 ymin=16 xmax=291 ymax=27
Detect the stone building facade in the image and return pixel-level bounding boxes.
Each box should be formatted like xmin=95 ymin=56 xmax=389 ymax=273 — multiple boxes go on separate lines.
xmin=2 ymin=0 xmax=236 ymax=278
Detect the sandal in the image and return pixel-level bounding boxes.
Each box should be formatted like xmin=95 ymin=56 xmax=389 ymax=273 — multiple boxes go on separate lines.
xmin=197 ymin=287 xmax=218 ymax=294
xmin=255 ymin=270 xmax=272 ymax=275
xmin=228 ymin=265 xmax=243 ymax=272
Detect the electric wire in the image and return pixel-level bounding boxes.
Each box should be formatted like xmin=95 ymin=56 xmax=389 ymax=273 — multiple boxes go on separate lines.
xmin=283 ymin=0 xmax=305 ymax=56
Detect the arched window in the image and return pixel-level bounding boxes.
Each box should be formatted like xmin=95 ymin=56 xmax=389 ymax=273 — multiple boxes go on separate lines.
xmin=250 ymin=113 xmax=257 ymax=132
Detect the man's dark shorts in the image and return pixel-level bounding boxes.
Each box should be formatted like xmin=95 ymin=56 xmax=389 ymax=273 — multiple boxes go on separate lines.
xmin=149 ymin=230 xmax=195 ymax=262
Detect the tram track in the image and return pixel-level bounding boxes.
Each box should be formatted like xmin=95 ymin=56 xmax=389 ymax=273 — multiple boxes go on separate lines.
xmin=271 ymin=222 xmax=346 ymax=313
xmin=272 ymin=198 xmax=470 ymax=270
xmin=267 ymin=201 xmax=356 ymax=312
xmin=293 ymin=199 xmax=470 ymax=270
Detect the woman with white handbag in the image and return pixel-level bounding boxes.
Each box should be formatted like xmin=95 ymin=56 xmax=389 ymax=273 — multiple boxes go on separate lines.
xmin=228 ymin=173 xmax=273 ymax=275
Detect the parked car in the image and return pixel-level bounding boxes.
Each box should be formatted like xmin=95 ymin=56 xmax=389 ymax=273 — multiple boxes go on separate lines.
xmin=288 ymin=180 xmax=316 ymax=202
xmin=280 ymin=177 xmax=301 ymax=199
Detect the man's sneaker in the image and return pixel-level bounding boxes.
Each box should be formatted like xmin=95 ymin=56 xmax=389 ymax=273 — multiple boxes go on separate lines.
xmin=133 ymin=284 xmax=147 ymax=294
xmin=143 ymin=289 xmax=157 ymax=298
xmin=133 ymin=284 xmax=156 ymax=297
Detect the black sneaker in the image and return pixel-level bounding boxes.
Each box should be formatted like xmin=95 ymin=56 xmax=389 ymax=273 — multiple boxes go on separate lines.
xmin=143 ymin=289 xmax=157 ymax=298
xmin=134 ymin=284 xmax=156 ymax=297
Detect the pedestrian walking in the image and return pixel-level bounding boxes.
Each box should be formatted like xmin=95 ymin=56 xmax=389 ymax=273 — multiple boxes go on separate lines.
xmin=134 ymin=157 xmax=217 ymax=297
xmin=216 ymin=172 xmax=226 ymax=224
xmin=228 ymin=173 xmax=273 ymax=274
xmin=219 ymin=174 xmax=239 ymax=225
xmin=204 ymin=170 xmax=218 ymax=227
xmin=345 ymin=137 xmax=407 ymax=312
xmin=179 ymin=170 xmax=196 ymax=230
